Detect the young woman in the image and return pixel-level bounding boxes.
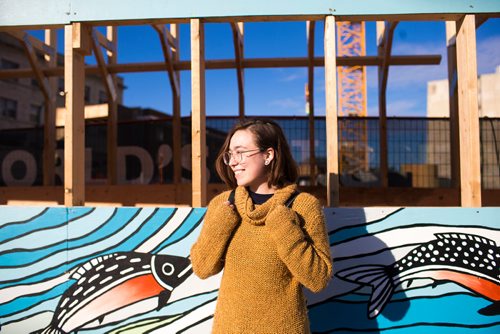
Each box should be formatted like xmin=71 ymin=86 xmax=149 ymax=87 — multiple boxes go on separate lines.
xmin=190 ymin=119 xmax=332 ymax=333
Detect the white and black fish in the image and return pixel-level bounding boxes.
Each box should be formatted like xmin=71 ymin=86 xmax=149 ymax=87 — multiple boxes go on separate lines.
xmin=336 ymin=233 xmax=500 ymax=318
xmin=39 ymin=252 xmax=192 ymax=334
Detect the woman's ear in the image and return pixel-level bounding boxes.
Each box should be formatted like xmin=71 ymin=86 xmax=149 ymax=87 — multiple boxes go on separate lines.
xmin=264 ymin=148 xmax=275 ymax=164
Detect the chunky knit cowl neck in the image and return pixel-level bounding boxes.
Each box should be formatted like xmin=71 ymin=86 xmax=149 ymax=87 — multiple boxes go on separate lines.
xmin=234 ymin=183 xmax=298 ymax=226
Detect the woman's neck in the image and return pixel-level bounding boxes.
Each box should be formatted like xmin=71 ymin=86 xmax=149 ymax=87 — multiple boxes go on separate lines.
xmin=247 ymin=183 xmax=277 ymax=194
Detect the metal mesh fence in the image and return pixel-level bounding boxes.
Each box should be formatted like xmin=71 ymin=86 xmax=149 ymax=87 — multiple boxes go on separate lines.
xmin=205 ymin=116 xmax=500 ymax=189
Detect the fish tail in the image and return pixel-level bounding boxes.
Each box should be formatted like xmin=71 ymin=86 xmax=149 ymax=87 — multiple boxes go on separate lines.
xmin=479 ymin=301 xmax=500 ymax=316
xmin=39 ymin=324 xmax=66 ymax=334
xmin=336 ymin=265 xmax=395 ymax=318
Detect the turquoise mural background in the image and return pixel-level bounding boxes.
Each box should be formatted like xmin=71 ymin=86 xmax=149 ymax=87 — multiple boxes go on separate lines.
xmin=0 ymin=206 xmax=499 ymax=333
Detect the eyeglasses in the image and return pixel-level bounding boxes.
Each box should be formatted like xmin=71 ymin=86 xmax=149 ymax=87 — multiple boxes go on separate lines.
xmin=222 ymin=148 xmax=263 ymax=165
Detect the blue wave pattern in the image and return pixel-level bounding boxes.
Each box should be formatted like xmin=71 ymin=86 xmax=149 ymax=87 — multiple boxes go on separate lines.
xmin=0 ymin=206 xmax=499 ymax=333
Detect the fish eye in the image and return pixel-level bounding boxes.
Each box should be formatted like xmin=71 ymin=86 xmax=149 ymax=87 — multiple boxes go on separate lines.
xmin=162 ymin=263 xmax=175 ymax=276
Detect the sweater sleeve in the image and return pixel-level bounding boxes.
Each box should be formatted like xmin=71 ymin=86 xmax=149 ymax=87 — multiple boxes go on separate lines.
xmin=265 ymin=194 xmax=333 ymax=293
xmin=190 ymin=192 xmax=240 ymax=279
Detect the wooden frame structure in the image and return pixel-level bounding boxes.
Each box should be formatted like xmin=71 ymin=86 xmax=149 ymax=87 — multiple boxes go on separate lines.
xmin=1 ymin=1 xmax=499 ymax=207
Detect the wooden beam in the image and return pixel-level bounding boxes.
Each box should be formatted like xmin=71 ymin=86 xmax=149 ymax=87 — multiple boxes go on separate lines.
xmin=56 ymin=104 xmax=109 ymax=126
xmin=455 ymin=15 xmax=481 ymax=206
xmin=43 ymin=29 xmax=57 ymax=186
xmin=94 ymin=29 xmax=116 ymax=53
xmin=14 ymin=32 xmax=51 ymax=101
xmin=475 ymin=15 xmax=488 ymax=28
xmin=153 ymin=24 xmax=180 ymax=97
xmin=446 ymin=22 xmax=460 ymax=189
xmin=64 ymin=23 xmax=88 ymax=206
xmin=324 ymin=15 xmax=339 ymax=207
xmin=8 ymin=30 xmax=56 ymax=57
xmin=191 ymin=19 xmax=207 ymax=207
xmin=171 ymin=23 xmax=182 ymax=185
xmin=153 ymin=24 xmax=178 ymax=50
xmin=307 ymin=20 xmax=316 ymax=186
xmin=0 ymin=55 xmax=443 ymax=79
xmin=2 ymin=0 xmax=500 ymax=28
xmin=377 ymin=21 xmax=398 ymax=188
xmin=230 ymin=22 xmax=245 ymax=119
xmin=90 ymin=29 xmax=117 ymax=102
xmin=107 ymin=26 xmax=118 ymax=185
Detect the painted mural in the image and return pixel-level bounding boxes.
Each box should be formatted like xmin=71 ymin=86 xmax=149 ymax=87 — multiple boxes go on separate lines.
xmin=0 ymin=206 xmax=499 ymax=333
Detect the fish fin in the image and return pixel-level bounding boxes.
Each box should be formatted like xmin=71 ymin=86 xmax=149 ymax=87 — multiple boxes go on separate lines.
xmin=70 ymin=253 xmax=119 ymax=280
xmin=157 ymin=290 xmax=172 ymax=311
xmin=478 ymin=301 xmax=500 ymax=316
xmin=40 ymin=325 xmax=65 ymax=334
xmin=336 ymin=265 xmax=394 ymax=319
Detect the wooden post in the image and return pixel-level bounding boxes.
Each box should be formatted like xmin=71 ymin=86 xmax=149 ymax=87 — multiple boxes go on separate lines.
xmin=455 ymin=15 xmax=481 ymax=206
xmin=307 ymin=20 xmax=317 ymax=186
xmin=64 ymin=23 xmax=90 ymax=206
xmin=44 ymin=29 xmax=57 ymax=186
xmin=171 ymin=23 xmax=182 ymax=185
xmin=107 ymin=26 xmax=118 ymax=185
xmin=324 ymin=16 xmax=339 ymax=206
xmin=376 ymin=21 xmax=395 ymax=188
xmin=231 ymin=22 xmax=245 ymax=120
xmin=446 ymin=21 xmax=460 ymax=189
xmin=191 ymin=19 xmax=207 ymax=207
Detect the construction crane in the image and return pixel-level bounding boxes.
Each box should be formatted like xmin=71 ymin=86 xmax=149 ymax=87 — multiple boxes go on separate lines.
xmin=336 ymin=21 xmax=369 ymax=178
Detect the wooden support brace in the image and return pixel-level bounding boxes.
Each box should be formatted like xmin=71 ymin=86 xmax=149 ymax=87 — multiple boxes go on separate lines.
xmin=170 ymin=23 xmax=182 ymax=185
xmin=64 ymin=23 xmax=88 ymax=206
xmin=153 ymin=24 xmax=180 ymax=97
xmin=377 ymin=21 xmax=398 ymax=188
xmin=191 ymin=18 xmax=207 ymax=207
xmin=16 ymin=32 xmax=51 ymax=101
xmin=91 ymin=28 xmax=118 ymax=102
xmin=324 ymin=15 xmax=340 ymax=207
xmin=94 ymin=29 xmax=117 ymax=53
xmin=230 ymin=22 xmax=245 ymax=119
xmin=307 ymin=20 xmax=316 ymax=186
xmin=446 ymin=21 xmax=460 ymax=189
xmin=455 ymin=15 xmax=481 ymax=207
xmin=9 ymin=30 xmax=56 ymax=58
xmin=106 ymin=26 xmax=118 ymax=185
xmin=0 ymin=54 xmax=443 ymax=79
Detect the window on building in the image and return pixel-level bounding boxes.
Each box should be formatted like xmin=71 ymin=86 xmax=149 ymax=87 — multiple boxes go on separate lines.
xmin=85 ymin=85 xmax=91 ymax=103
xmin=99 ymin=90 xmax=107 ymax=104
xmin=1 ymin=58 xmax=19 ymax=70
xmin=30 ymin=104 xmax=44 ymax=124
xmin=1 ymin=58 xmax=20 ymax=83
xmin=0 ymin=97 xmax=18 ymax=119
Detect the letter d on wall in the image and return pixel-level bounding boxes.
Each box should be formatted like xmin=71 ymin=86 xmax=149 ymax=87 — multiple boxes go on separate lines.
xmin=117 ymin=146 xmax=154 ymax=184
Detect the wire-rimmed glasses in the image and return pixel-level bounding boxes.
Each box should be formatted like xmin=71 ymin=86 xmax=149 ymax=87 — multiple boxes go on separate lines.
xmin=222 ymin=148 xmax=263 ymax=165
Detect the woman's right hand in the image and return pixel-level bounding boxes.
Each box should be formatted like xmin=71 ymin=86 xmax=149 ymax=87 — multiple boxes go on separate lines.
xmin=223 ymin=200 xmax=236 ymax=211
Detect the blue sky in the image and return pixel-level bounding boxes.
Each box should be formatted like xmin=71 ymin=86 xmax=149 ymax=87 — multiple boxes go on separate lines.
xmin=32 ymin=18 xmax=500 ymax=118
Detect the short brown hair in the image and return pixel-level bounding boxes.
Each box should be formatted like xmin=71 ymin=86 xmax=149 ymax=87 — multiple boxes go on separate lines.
xmin=215 ymin=118 xmax=298 ymax=189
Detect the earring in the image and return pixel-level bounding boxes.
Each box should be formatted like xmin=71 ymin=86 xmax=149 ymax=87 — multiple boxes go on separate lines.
xmin=265 ymin=160 xmax=269 ymax=165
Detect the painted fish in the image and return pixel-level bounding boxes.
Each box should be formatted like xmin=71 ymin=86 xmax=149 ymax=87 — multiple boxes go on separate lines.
xmin=40 ymin=252 xmax=192 ymax=334
xmin=336 ymin=233 xmax=500 ymax=318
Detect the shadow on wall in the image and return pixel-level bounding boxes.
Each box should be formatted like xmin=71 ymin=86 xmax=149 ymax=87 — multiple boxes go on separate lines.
xmin=307 ymin=208 xmax=410 ymax=333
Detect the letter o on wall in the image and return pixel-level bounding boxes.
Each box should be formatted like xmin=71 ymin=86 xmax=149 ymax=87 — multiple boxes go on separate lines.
xmin=2 ymin=150 xmax=37 ymax=186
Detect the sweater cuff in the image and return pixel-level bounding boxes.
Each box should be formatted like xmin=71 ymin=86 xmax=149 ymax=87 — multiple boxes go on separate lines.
xmin=266 ymin=205 xmax=304 ymax=246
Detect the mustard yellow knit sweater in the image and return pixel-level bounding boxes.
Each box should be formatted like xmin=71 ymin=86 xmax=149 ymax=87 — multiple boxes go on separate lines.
xmin=190 ymin=183 xmax=333 ymax=334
